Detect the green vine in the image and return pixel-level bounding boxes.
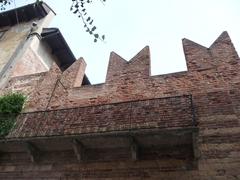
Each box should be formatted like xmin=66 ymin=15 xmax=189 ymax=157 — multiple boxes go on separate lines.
xmin=0 ymin=93 xmax=26 ymax=137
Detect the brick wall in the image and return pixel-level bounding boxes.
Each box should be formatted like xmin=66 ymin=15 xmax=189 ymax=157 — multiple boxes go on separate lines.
xmin=0 ymin=31 xmax=239 ymax=179
xmin=9 ymin=95 xmax=194 ymax=138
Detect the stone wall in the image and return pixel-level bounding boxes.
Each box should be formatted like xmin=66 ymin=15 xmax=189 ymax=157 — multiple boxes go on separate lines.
xmin=0 ymin=31 xmax=239 ymax=179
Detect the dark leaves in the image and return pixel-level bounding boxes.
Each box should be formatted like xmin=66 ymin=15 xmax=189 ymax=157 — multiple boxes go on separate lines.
xmin=86 ymin=17 xmax=91 ymax=21
xmin=0 ymin=0 xmax=12 ymax=11
xmin=70 ymin=0 xmax=106 ymax=43
xmin=75 ymin=3 xmax=79 ymax=8
xmin=73 ymin=9 xmax=78 ymax=14
xmin=91 ymin=26 xmax=96 ymax=31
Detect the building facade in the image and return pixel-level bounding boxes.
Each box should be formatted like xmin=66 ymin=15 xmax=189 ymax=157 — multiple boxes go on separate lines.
xmin=0 ymin=2 xmax=239 ymax=180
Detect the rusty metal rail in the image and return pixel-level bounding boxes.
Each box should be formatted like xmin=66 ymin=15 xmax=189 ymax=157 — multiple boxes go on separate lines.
xmin=2 ymin=95 xmax=196 ymax=138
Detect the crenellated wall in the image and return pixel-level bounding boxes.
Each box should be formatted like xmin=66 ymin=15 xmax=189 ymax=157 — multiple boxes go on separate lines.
xmin=10 ymin=31 xmax=238 ymax=113
xmin=0 ymin=31 xmax=240 ymax=179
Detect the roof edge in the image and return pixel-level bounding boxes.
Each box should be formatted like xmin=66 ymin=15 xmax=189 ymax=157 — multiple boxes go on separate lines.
xmin=0 ymin=1 xmax=55 ymax=28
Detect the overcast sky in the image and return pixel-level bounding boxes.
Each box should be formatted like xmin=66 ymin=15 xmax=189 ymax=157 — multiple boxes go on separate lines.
xmin=10 ymin=0 xmax=240 ymax=83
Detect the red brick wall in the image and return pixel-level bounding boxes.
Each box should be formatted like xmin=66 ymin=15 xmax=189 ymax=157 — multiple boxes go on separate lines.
xmin=0 ymin=31 xmax=240 ymax=179
xmin=9 ymin=95 xmax=194 ymax=138
xmin=19 ymin=33 xmax=239 ymax=113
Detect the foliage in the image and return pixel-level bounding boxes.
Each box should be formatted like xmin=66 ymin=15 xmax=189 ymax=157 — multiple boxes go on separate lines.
xmin=70 ymin=0 xmax=106 ymax=43
xmin=0 ymin=0 xmax=12 ymax=11
xmin=0 ymin=93 xmax=26 ymax=137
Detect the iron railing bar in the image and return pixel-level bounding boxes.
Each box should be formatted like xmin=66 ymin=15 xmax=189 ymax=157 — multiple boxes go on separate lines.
xmin=0 ymin=94 xmax=197 ymax=140
xmin=20 ymin=94 xmax=192 ymax=115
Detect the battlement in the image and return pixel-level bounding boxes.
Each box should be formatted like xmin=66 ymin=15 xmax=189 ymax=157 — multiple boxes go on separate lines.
xmin=5 ymin=31 xmax=236 ymax=112
xmin=106 ymin=46 xmax=151 ymax=83
xmin=183 ymin=31 xmax=239 ymax=71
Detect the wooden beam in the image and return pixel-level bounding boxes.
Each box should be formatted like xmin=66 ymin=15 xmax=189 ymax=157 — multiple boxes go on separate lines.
xmin=130 ymin=137 xmax=139 ymax=161
xmin=72 ymin=139 xmax=84 ymax=162
xmin=25 ymin=142 xmax=39 ymax=163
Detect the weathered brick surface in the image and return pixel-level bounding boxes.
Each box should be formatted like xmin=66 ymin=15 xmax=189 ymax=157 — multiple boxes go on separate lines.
xmin=0 ymin=72 xmax=44 ymax=96
xmin=8 ymin=95 xmax=194 ymax=138
xmin=0 ymin=31 xmax=240 ymax=179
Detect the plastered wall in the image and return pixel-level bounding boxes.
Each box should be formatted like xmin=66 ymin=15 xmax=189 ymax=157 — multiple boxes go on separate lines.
xmin=0 ymin=12 xmax=55 ymax=90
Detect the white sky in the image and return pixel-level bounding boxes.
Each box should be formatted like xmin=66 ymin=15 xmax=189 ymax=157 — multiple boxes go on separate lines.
xmin=10 ymin=0 xmax=240 ymax=83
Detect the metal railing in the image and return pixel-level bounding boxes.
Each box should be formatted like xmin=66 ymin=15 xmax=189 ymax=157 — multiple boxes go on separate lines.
xmin=7 ymin=95 xmax=196 ymax=138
